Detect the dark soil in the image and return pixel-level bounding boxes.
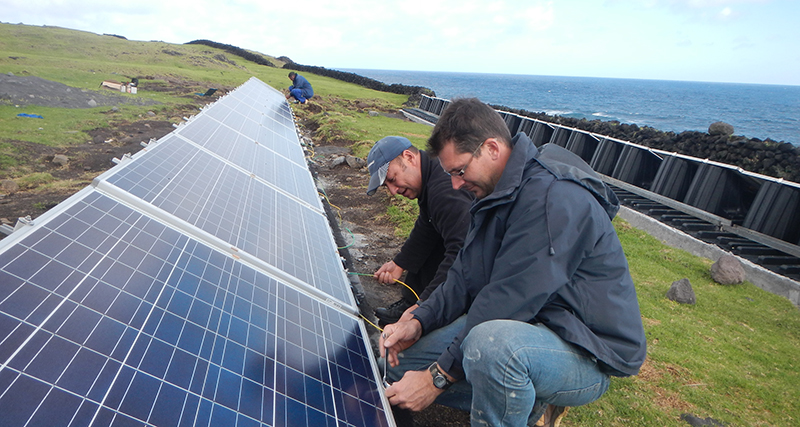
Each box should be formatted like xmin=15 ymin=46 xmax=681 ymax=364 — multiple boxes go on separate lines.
xmin=0 ymin=76 xmax=470 ymax=426
xmin=0 ymin=73 xmax=161 ymax=109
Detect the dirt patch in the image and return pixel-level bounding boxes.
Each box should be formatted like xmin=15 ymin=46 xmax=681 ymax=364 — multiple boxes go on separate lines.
xmin=0 ymin=73 xmax=160 ymax=109
xmin=0 ymin=75 xmax=224 ymax=225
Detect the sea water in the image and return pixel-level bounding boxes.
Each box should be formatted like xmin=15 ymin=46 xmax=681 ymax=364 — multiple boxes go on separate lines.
xmin=343 ymin=69 xmax=800 ymax=146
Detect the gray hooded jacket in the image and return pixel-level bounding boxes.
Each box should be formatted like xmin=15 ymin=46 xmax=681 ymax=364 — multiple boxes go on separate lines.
xmin=413 ymin=133 xmax=647 ymax=380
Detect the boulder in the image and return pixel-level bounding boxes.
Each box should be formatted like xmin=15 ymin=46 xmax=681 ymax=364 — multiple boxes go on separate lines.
xmin=52 ymin=154 xmax=69 ymax=166
xmin=345 ymin=155 xmax=365 ymax=169
xmin=708 ymin=121 xmax=734 ymax=136
xmin=666 ymin=278 xmax=696 ymax=304
xmin=680 ymin=413 xmax=726 ymax=426
xmin=330 ymin=156 xmax=346 ymax=168
xmin=710 ymin=254 xmax=746 ymax=285
xmin=1 ymin=179 xmax=19 ymax=194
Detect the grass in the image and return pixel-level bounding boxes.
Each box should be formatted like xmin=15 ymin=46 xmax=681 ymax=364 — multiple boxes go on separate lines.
xmin=563 ymin=219 xmax=800 ymax=426
xmin=2 ymin=22 xmax=799 ymax=427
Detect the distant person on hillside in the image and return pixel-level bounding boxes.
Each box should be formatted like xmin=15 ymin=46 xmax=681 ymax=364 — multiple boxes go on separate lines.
xmin=286 ymin=71 xmax=313 ymax=104
xmin=366 ymin=136 xmax=473 ymax=325
xmin=380 ymin=98 xmax=646 ymax=427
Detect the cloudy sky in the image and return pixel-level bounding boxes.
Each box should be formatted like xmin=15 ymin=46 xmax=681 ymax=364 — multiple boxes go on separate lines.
xmin=2 ymin=0 xmax=798 ymax=85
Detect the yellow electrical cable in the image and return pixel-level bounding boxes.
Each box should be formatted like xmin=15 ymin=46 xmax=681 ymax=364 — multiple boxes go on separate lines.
xmin=360 ymin=314 xmax=383 ymax=332
xmin=393 ymin=278 xmax=420 ymax=301
xmin=318 ymin=191 xmax=344 ymax=222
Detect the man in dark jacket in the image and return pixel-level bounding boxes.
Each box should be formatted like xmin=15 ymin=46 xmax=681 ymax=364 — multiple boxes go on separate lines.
xmin=380 ymin=99 xmax=646 ymax=426
xmin=366 ymin=136 xmax=473 ymax=324
xmin=286 ymin=72 xmax=313 ymax=104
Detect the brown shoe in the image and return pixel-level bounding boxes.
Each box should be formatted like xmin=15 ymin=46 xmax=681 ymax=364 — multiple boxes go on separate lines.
xmin=534 ymin=405 xmax=568 ymax=427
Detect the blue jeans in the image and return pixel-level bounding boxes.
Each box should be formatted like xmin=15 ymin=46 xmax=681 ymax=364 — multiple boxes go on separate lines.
xmin=386 ymin=317 xmax=610 ymax=427
xmin=289 ymin=88 xmax=307 ymax=103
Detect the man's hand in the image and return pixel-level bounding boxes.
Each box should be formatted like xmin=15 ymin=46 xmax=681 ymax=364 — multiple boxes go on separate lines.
xmin=379 ymin=318 xmax=422 ymax=366
xmin=398 ymin=304 xmax=419 ymax=323
xmin=384 ymin=368 xmax=445 ymax=411
xmin=374 ymin=260 xmax=405 ymax=284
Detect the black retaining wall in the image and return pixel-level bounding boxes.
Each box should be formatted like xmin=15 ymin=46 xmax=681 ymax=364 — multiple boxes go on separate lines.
xmin=490 ymin=101 xmax=800 ymax=184
xmin=417 ymin=95 xmax=800 ymax=250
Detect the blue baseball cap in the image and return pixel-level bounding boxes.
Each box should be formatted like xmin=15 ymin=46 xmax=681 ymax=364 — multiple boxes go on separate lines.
xmin=366 ymin=136 xmax=412 ymax=195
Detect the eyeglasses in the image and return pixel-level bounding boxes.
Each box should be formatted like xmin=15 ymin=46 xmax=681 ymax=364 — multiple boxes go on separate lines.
xmin=444 ymin=142 xmax=483 ymax=177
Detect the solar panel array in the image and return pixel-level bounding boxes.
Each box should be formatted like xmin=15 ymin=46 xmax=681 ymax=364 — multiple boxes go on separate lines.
xmin=0 ymin=77 xmax=394 ymax=427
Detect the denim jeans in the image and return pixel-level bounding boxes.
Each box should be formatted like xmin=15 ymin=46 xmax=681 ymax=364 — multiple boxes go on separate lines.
xmin=386 ymin=317 xmax=610 ymax=427
xmin=289 ymin=88 xmax=307 ymax=103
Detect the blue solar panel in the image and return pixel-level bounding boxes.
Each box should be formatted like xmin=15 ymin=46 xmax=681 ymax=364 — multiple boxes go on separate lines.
xmin=98 ymin=137 xmax=348 ymax=305
xmin=179 ymin=79 xmax=306 ymax=168
xmin=0 ymin=191 xmax=391 ymax=427
xmin=0 ymin=77 xmax=392 ymax=426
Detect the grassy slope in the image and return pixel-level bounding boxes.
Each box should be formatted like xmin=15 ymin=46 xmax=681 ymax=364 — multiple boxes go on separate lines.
xmin=2 ymin=23 xmax=799 ymax=427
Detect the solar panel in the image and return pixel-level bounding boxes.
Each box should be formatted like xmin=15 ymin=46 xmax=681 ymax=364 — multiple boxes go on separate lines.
xmin=0 ymin=77 xmax=393 ymax=426
xmin=96 ymin=136 xmax=347 ymax=305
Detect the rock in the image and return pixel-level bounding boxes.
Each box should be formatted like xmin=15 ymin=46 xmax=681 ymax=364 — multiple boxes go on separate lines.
xmin=330 ymin=156 xmax=346 ymax=168
xmin=667 ymin=278 xmax=696 ymax=304
xmin=345 ymin=155 xmax=366 ymax=169
xmin=52 ymin=154 xmax=69 ymax=166
xmin=680 ymin=413 xmax=727 ymax=426
xmin=87 ymin=99 xmax=97 ymax=107
xmin=1 ymin=179 xmax=19 ymax=194
xmin=710 ymin=254 xmax=746 ymax=285
xmin=708 ymin=121 xmax=734 ymax=136
xmin=356 ymin=101 xmax=369 ymax=109
xmin=147 ymin=111 xmax=156 ymax=117
xmin=368 ymin=111 xmax=379 ymax=117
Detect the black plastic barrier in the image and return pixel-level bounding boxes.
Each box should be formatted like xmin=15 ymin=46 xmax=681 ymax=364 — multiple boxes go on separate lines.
xmin=419 ymin=96 xmax=432 ymax=111
xmin=612 ymin=145 xmax=663 ymax=189
xmin=411 ymin=94 xmax=800 ymax=291
xmin=431 ymin=98 xmax=450 ymax=115
xmin=517 ymin=118 xmax=535 ymax=137
xmin=549 ymin=127 xmax=571 ymax=147
xmin=650 ymin=155 xmax=700 ymax=202
xmin=503 ymin=113 xmax=522 ymax=136
xmin=684 ymin=164 xmax=760 ymax=222
xmin=529 ymin=122 xmax=554 ymax=146
xmin=565 ymin=131 xmax=600 ymax=163
xmin=744 ymin=181 xmax=800 ymax=244
xmin=590 ymin=138 xmax=624 ymax=176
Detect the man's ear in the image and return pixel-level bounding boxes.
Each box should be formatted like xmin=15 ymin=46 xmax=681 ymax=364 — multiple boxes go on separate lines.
xmin=484 ymin=138 xmax=502 ymax=160
xmin=402 ymin=149 xmax=417 ymax=165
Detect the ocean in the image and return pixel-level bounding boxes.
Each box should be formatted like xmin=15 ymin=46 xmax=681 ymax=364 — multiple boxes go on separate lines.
xmin=343 ymin=69 xmax=800 ymax=146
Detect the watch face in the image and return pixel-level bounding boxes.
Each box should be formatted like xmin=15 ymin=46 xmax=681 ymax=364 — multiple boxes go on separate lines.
xmin=429 ymin=363 xmax=451 ymax=389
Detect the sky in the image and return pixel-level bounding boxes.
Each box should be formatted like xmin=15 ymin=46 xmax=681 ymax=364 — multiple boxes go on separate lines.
xmin=2 ymin=0 xmax=799 ymax=86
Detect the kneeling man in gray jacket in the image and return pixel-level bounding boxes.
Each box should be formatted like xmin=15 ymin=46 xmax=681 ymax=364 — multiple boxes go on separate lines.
xmin=380 ymin=98 xmax=646 ymax=427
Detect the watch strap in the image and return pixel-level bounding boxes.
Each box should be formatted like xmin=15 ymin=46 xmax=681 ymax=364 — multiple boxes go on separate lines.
xmin=428 ymin=362 xmax=453 ymax=390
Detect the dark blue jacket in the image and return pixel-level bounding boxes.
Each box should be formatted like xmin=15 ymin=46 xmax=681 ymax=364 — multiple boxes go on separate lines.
xmin=393 ymin=151 xmax=473 ymax=301
xmin=289 ymin=74 xmax=314 ymax=98
xmin=413 ymin=133 xmax=647 ymax=380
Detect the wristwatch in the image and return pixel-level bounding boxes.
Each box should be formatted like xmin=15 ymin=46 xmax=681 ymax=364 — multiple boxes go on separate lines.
xmin=428 ymin=363 xmax=453 ymax=390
